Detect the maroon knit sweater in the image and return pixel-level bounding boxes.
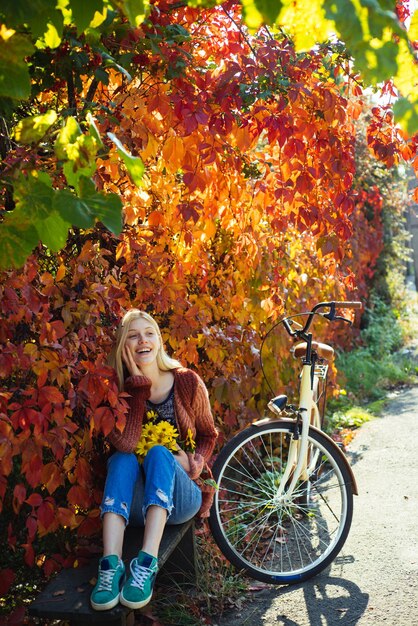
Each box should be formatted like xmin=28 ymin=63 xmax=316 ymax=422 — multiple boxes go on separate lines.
xmin=108 ymin=367 xmax=218 ymax=517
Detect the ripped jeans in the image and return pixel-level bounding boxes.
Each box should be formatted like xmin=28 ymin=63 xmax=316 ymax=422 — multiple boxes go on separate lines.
xmin=100 ymin=445 xmax=202 ymax=526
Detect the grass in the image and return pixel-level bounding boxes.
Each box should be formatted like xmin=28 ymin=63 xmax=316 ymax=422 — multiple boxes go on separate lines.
xmin=326 ymin=288 xmax=418 ymax=439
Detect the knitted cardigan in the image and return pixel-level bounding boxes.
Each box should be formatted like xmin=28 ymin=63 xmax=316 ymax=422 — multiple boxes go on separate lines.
xmin=108 ymin=367 xmax=218 ymax=518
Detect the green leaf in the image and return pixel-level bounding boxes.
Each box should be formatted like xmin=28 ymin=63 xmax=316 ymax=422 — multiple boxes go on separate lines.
xmin=279 ymin=0 xmax=334 ymax=51
xmin=69 ymin=0 xmax=104 ymax=33
xmin=101 ymin=51 xmax=132 ymax=82
xmin=108 ymin=132 xmax=145 ymax=186
xmin=80 ymin=189 xmax=123 ymax=234
xmin=120 ymin=0 xmax=150 ymax=27
xmin=240 ymin=0 xmax=283 ymax=29
xmin=36 ymin=22 xmax=62 ymax=49
xmin=87 ymin=196 xmax=123 ymax=235
xmin=408 ymin=8 xmax=418 ymax=44
xmin=1 ymin=0 xmax=61 ymax=39
xmin=322 ymin=0 xmax=404 ymax=85
xmin=395 ymin=38 xmax=418 ymax=100
xmin=35 ymin=211 xmax=70 ymax=251
xmin=86 ymin=112 xmax=104 ymax=148
xmin=56 ymin=124 xmax=99 ymax=189
xmin=53 ymin=188 xmax=96 ymax=229
xmin=94 ymin=67 xmax=109 ymax=84
xmin=0 ymin=172 xmax=73 ymax=265
xmin=13 ymin=173 xmax=54 ymax=219
xmin=0 ymin=31 xmax=34 ymax=101
xmin=323 ymin=0 xmax=365 ymax=48
xmin=0 ymin=218 xmax=39 ymax=269
xmin=63 ymin=158 xmax=96 ymax=189
xmin=253 ymin=0 xmax=282 ymax=23
xmin=393 ymin=97 xmax=418 ymax=135
xmin=185 ymin=0 xmax=222 ymax=7
xmin=240 ymin=0 xmax=265 ymax=30
xmin=55 ymin=116 xmax=82 ymax=160
xmin=202 ymin=478 xmax=219 ymax=490
xmin=77 ymin=176 xmax=96 ymax=197
xmin=13 ymin=110 xmax=57 ymax=144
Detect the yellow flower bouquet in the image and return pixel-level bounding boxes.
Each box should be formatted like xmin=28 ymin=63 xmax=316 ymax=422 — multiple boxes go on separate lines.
xmin=135 ymin=420 xmax=179 ymax=460
xmin=135 ymin=409 xmax=197 ymax=461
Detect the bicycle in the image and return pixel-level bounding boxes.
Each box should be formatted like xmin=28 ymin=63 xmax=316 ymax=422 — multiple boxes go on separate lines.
xmin=209 ymin=300 xmax=361 ymax=584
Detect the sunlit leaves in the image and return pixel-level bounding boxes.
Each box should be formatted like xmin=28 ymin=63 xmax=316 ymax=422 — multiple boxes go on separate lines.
xmin=0 ymin=0 xmax=62 ymax=39
xmin=0 ymin=3 xmax=412 ymax=587
xmin=108 ymin=132 xmax=145 ymax=186
xmin=0 ymin=168 xmax=123 ymax=268
xmin=86 ymin=112 xmax=104 ymax=148
xmin=54 ymin=116 xmax=100 ymax=189
xmin=1 ymin=0 xmax=418 ymax=275
xmin=0 ymin=27 xmax=34 ymax=101
xmin=13 ymin=110 xmax=57 ymax=144
xmin=394 ymin=38 xmax=418 ymax=101
xmin=393 ymin=97 xmax=418 ymax=135
xmin=279 ymin=0 xmax=334 ymax=51
xmin=117 ymin=0 xmax=151 ymax=27
xmin=241 ymin=0 xmax=282 ymax=30
xmin=69 ymin=0 xmax=104 ymax=32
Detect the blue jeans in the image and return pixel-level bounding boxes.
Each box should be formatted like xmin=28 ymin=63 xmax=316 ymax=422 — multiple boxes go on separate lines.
xmin=100 ymin=445 xmax=202 ymax=525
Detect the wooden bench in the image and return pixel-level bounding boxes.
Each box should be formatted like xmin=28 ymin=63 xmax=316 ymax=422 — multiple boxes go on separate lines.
xmin=29 ymin=520 xmax=196 ymax=626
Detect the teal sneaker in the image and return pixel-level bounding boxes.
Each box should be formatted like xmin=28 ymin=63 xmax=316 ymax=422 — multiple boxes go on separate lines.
xmin=90 ymin=554 xmax=125 ymax=611
xmin=120 ymin=551 xmax=158 ymax=609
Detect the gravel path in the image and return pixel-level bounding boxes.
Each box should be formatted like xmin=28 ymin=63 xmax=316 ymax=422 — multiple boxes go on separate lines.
xmin=215 ymin=385 xmax=418 ymax=626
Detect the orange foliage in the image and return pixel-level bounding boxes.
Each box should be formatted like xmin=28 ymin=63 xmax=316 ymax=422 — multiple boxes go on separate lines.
xmin=0 ymin=1 xmax=404 ymax=587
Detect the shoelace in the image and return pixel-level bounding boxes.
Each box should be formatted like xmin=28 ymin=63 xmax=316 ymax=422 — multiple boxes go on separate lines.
xmin=96 ymin=568 xmax=118 ymax=592
xmin=130 ymin=560 xmax=153 ymax=590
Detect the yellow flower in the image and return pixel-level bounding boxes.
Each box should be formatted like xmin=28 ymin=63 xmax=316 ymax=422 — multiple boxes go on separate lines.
xmin=145 ymin=409 xmax=158 ymax=422
xmin=184 ymin=428 xmax=196 ymax=452
xmin=135 ymin=420 xmax=179 ymax=461
xmin=158 ymin=421 xmax=178 ymax=437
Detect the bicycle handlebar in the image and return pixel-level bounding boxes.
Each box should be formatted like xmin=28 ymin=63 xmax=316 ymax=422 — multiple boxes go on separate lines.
xmin=282 ymin=300 xmax=362 ymax=339
xmin=332 ymin=301 xmax=362 ymax=309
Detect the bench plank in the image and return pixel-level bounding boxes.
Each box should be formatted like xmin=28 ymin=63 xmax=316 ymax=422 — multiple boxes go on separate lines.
xmin=29 ymin=520 xmax=195 ymax=625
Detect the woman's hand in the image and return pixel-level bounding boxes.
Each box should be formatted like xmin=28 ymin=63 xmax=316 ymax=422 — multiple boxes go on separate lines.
xmin=174 ymin=446 xmax=191 ymax=473
xmin=122 ymin=344 xmax=143 ymax=377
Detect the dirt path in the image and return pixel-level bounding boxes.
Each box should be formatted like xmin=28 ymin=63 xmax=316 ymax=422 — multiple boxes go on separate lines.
xmin=215 ymin=385 xmax=418 ymax=626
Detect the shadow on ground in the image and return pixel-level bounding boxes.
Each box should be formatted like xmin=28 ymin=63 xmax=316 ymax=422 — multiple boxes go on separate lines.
xmin=216 ymin=568 xmax=369 ymax=626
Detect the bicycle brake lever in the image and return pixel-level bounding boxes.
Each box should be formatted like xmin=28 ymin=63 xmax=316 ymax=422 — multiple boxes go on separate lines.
xmin=334 ymin=315 xmax=353 ymax=325
xmin=289 ymin=319 xmax=304 ymax=330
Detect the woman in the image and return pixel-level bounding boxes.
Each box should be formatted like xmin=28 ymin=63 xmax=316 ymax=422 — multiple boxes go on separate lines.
xmin=90 ymin=309 xmax=218 ymax=611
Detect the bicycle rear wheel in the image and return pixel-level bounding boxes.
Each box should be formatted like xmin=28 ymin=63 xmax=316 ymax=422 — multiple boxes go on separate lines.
xmin=209 ymin=420 xmax=353 ymax=584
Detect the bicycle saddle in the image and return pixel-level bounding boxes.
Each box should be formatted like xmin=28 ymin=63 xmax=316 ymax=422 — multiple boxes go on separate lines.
xmin=292 ymin=341 xmax=334 ymax=360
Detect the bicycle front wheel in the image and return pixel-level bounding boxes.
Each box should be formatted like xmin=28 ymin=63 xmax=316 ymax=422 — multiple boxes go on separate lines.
xmin=209 ymin=420 xmax=353 ymax=584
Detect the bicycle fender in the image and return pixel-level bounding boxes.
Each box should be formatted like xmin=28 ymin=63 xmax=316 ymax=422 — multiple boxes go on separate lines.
xmin=252 ymin=417 xmax=358 ymax=496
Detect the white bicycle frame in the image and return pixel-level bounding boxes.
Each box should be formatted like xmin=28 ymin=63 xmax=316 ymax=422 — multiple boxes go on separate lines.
xmin=264 ymin=300 xmax=361 ymax=504
xmin=267 ymin=356 xmax=328 ymax=501
xmin=273 ymin=362 xmax=314 ymax=501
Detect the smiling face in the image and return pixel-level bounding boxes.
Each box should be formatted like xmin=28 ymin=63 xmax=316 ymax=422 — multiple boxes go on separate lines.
xmin=124 ymin=316 xmax=161 ymax=367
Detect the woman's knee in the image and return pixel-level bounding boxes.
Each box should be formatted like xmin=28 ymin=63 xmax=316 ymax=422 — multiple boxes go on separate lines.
xmin=143 ymin=445 xmax=174 ymax=468
xmin=107 ymin=451 xmax=139 ymax=477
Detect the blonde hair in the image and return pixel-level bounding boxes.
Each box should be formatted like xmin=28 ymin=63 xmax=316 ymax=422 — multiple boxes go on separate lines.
xmin=108 ymin=309 xmax=183 ymax=390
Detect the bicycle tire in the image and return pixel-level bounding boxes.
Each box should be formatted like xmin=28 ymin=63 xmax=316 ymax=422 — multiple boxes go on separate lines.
xmin=209 ymin=420 xmax=353 ymax=584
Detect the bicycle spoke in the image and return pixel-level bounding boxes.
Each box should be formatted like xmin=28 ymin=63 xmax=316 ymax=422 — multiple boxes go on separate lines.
xmin=210 ymin=424 xmax=352 ymax=582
